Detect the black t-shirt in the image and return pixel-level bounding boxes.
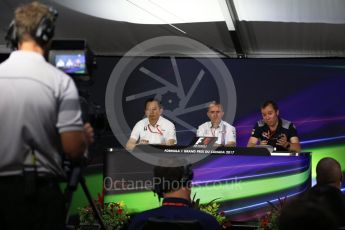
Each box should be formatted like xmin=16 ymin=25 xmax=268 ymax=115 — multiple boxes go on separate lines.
xmin=251 ymin=118 xmax=298 ymax=151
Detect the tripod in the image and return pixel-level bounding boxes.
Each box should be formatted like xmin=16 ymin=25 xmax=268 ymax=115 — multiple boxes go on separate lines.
xmin=64 ymin=163 xmax=107 ymax=230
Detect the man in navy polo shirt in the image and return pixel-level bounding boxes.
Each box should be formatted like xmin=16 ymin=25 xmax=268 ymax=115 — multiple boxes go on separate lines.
xmin=128 ymin=165 xmax=221 ymax=230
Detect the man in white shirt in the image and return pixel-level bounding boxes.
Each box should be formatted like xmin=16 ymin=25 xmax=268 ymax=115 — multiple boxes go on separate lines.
xmin=126 ymin=99 xmax=177 ymax=150
xmin=197 ymin=102 xmax=236 ymax=147
xmin=0 ymin=2 xmax=92 ymax=229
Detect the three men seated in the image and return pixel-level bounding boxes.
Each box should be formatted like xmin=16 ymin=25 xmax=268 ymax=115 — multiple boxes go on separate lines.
xmin=127 ymin=99 xmax=301 ymax=152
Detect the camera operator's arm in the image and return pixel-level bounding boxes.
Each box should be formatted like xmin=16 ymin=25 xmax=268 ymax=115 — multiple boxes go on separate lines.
xmin=83 ymin=122 xmax=94 ymax=145
xmin=57 ymin=74 xmax=94 ymax=160
xmin=60 ymin=131 xmax=87 ymax=160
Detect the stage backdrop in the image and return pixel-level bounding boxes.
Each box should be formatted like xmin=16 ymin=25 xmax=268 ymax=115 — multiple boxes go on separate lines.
xmin=90 ymin=57 xmax=345 ymax=154
xmin=2 ymin=54 xmax=340 ymax=215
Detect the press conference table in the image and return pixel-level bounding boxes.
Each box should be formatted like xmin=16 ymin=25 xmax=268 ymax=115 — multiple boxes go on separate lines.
xmin=104 ymin=145 xmax=311 ymax=221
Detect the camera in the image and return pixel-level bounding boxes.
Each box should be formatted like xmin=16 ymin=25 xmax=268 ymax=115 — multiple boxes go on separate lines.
xmin=49 ymin=40 xmax=107 ymax=134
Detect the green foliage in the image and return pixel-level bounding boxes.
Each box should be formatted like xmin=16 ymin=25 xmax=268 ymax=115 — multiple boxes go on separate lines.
xmin=192 ymin=193 xmax=231 ymax=228
xmin=257 ymin=197 xmax=286 ymax=230
xmin=79 ymin=191 xmax=130 ymax=230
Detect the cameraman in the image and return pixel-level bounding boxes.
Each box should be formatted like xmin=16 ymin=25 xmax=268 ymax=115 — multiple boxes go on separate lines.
xmin=0 ymin=2 xmax=91 ymax=229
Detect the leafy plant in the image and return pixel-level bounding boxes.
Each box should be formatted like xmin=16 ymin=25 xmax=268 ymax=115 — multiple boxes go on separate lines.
xmin=79 ymin=190 xmax=130 ymax=230
xmin=257 ymin=197 xmax=286 ymax=230
xmin=192 ymin=193 xmax=231 ymax=228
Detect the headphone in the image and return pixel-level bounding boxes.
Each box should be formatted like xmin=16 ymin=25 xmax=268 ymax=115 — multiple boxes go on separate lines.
xmin=5 ymin=6 xmax=58 ymax=49
xmin=153 ymin=164 xmax=194 ymax=199
xmin=180 ymin=164 xmax=194 ymax=188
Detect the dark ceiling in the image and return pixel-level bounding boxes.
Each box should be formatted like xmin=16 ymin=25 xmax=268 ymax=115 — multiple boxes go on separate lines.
xmin=1 ymin=0 xmax=345 ymax=57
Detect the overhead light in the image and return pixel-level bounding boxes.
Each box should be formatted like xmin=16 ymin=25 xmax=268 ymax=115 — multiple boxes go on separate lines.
xmin=232 ymin=0 xmax=345 ymax=24
xmin=217 ymin=0 xmax=235 ymax=31
xmin=53 ymin=0 xmax=233 ymax=25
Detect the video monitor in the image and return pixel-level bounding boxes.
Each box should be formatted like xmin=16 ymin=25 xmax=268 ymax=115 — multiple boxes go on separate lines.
xmin=49 ymin=50 xmax=87 ymax=75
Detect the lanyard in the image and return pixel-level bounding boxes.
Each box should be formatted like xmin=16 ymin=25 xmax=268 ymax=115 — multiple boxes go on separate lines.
xmin=162 ymin=202 xmax=189 ymax=207
xmin=211 ymin=125 xmax=219 ymax=137
xmin=211 ymin=128 xmax=216 ymax=137
xmin=147 ymin=124 xmax=163 ymax=136
xmin=211 ymin=125 xmax=226 ymax=145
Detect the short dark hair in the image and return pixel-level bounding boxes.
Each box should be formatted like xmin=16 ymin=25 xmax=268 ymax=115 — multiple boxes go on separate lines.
xmin=153 ymin=165 xmax=193 ymax=198
xmin=261 ymin=100 xmax=279 ymax=111
xmin=316 ymin=157 xmax=342 ymax=186
xmin=144 ymin=98 xmax=162 ymax=110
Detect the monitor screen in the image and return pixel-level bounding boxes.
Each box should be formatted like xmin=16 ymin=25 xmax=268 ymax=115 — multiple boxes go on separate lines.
xmin=49 ymin=50 xmax=87 ymax=75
